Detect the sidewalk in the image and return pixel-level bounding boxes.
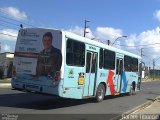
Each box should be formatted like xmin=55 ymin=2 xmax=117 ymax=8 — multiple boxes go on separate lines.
xmin=134 ymin=98 xmax=160 ymax=114
xmin=0 ymin=78 xmax=11 ymax=88
xmin=122 ymin=97 xmax=160 ymax=120
xmin=132 ymin=98 xmax=160 ymax=120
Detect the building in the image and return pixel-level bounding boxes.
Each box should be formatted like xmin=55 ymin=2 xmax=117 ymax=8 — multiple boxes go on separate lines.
xmin=0 ymin=52 xmax=14 ymax=78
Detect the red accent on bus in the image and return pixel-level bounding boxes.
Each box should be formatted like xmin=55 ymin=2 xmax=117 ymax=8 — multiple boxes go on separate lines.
xmin=106 ymin=70 xmax=117 ymax=95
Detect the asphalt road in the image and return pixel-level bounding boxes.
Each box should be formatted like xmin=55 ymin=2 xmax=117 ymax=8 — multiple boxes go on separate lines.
xmin=0 ymin=81 xmax=160 ymax=119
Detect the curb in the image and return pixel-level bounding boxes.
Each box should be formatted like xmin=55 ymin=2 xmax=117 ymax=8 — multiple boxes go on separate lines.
xmin=111 ymin=96 xmax=160 ymax=120
xmin=141 ymin=79 xmax=160 ymax=83
xmin=121 ymin=96 xmax=160 ymax=119
xmin=0 ymin=83 xmax=11 ymax=88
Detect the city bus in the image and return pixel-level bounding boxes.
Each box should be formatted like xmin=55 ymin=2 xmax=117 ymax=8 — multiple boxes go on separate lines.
xmin=11 ymin=28 xmax=141 ymax=102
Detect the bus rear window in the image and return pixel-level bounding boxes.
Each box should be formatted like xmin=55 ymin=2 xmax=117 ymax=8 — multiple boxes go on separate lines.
xmin=66 ymin=39 xmax=85 ymax=66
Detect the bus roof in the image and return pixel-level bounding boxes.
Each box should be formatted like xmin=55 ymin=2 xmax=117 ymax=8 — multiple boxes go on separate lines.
xmin=64 ymin=31 xmax=141 ymax=59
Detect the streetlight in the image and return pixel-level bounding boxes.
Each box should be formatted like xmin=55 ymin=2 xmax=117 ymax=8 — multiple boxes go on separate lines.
xmin=111 ymin=36 xmax=127 ymax=46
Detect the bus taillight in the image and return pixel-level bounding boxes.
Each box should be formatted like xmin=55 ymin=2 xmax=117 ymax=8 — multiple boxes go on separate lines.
xmin=12 ymin=66 xmax=16 ymax=76
xmin=54 ymin=71 xmax=61 ymax=81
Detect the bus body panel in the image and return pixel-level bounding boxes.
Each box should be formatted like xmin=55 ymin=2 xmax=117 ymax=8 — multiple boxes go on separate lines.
xmin=121 ymin=71 xmax=139 ymax=92
xmin=12 ymin=28 xmax=64 ymax=96
xmin=62 ymin=66 xmax=85 ymax=99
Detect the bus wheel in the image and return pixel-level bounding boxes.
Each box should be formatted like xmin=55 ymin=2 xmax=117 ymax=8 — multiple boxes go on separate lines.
xmin=129 ymin=83 xmax=135 ymax=95
xmin=96 ymin=84 xmax=105 ymax=102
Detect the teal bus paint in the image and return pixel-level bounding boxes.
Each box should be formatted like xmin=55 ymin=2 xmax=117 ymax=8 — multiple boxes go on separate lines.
xmin=12 ymin=28 xmax=142 ymax=102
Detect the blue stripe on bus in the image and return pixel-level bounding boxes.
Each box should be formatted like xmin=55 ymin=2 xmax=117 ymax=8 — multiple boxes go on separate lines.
xmin=122 ymin=72 xmax=128 ymax=92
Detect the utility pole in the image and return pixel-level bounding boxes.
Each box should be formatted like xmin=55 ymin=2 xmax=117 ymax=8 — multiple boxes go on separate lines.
xmin=0 ymin=42 xmax=1 ymax=53
xmin=140 ymin=48 xmax=144 ymax=79
xmin=140 ymin=48 xmax=144 ymax=57
xmin=153 ymin=59 xmax=155 ymax=80
xmin=83 ymin=20 xmax=90 ymax=37
xmin=107 ymin=40 xmax=110 ymax=45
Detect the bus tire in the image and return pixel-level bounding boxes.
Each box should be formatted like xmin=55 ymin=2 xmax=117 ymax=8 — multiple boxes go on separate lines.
xmin=96 ymin=84 xmax=105 ymax=102
xmin=129 ymin=83 xmax=136 ymax=95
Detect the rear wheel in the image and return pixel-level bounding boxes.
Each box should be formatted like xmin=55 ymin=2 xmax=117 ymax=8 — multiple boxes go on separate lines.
xmin=129 ymin=83 xmax=135 ymax=95
xmin=96 ymin=84 xmax=105 ymax=102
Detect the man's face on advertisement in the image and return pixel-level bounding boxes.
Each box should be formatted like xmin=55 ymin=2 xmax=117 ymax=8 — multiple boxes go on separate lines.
xmin=43 ymin=36 xmax=52 ymax=49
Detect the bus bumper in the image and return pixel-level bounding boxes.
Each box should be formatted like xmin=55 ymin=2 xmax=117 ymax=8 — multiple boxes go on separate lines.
xmin=11 ymin=78 xmax=62 ymax=96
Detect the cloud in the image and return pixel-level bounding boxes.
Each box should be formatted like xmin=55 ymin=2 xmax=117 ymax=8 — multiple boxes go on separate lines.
xmin=68 ymin=26 xmax=160 ymax=61
xmin=68 ymin=26 xmax=125 ymax=48
xmin=123 ymin=27 xmax=160 ymax=62
xmin=153 ymin=9 xmax=160 ymax=22
xmin=68 ymin=26 xmax=123 ymax=45
xmin=96 ymin=27 xmax=123 ymax=43
xmin=68 ymin=26 xmax=94 ymax=39
xmin=0 ymin=7 xmax=27 ymax=21
xmin=0 ymin=29 xmax=18 ymax=41
xmin=137 ymin=27 xmax=160 ymax=59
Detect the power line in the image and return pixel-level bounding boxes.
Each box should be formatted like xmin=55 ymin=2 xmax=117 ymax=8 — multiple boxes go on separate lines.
xmin=0 ymin=8 xmax=31 ymax=23
xmin=0 ymin=8 xmax=27 ymax=21
xmin=0 ymin=11 xmax=36 ymax=28
xmin=0 ymin=23 xmax=19 ymax=29
xmin=143 ymin=55 xmax=153 ymax=62
xmin=0 ymin=15 xmax=35 ymax=27
xmin=0 ymin=32 xmax=17 ymax=37
xmin=116 ymin=43 xmax=160 ymax=47
xmin=0 ymin=19 xmax=20 ymax=27
xmin=0 ymin=28 xmax=18 ymax=35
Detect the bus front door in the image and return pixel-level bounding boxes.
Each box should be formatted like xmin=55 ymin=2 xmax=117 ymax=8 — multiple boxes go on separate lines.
xmin=115 ymin=58 xmax=123 ymax=94
xmin=83 ymin=52 xmax=97 ymax=97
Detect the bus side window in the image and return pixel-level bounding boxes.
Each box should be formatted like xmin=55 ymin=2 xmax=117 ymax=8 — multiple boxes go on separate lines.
xmin=99 ymin=48 xmax=103 ymax=69
xmin=132 ymin=58 xmax=138 ymax=72
xmin=103 ymin=49 xmax=115 ymax=70
xmin=124 ymin=55 xmax=131 ymax=72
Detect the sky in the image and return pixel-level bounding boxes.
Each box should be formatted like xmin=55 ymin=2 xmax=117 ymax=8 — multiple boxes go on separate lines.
xmin=0 ymin=0 xmax=160 ymax=68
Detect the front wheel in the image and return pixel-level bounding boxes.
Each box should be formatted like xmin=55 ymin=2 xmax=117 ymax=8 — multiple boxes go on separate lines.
xmin=95 ymin=84 xmax=105 ymax=102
